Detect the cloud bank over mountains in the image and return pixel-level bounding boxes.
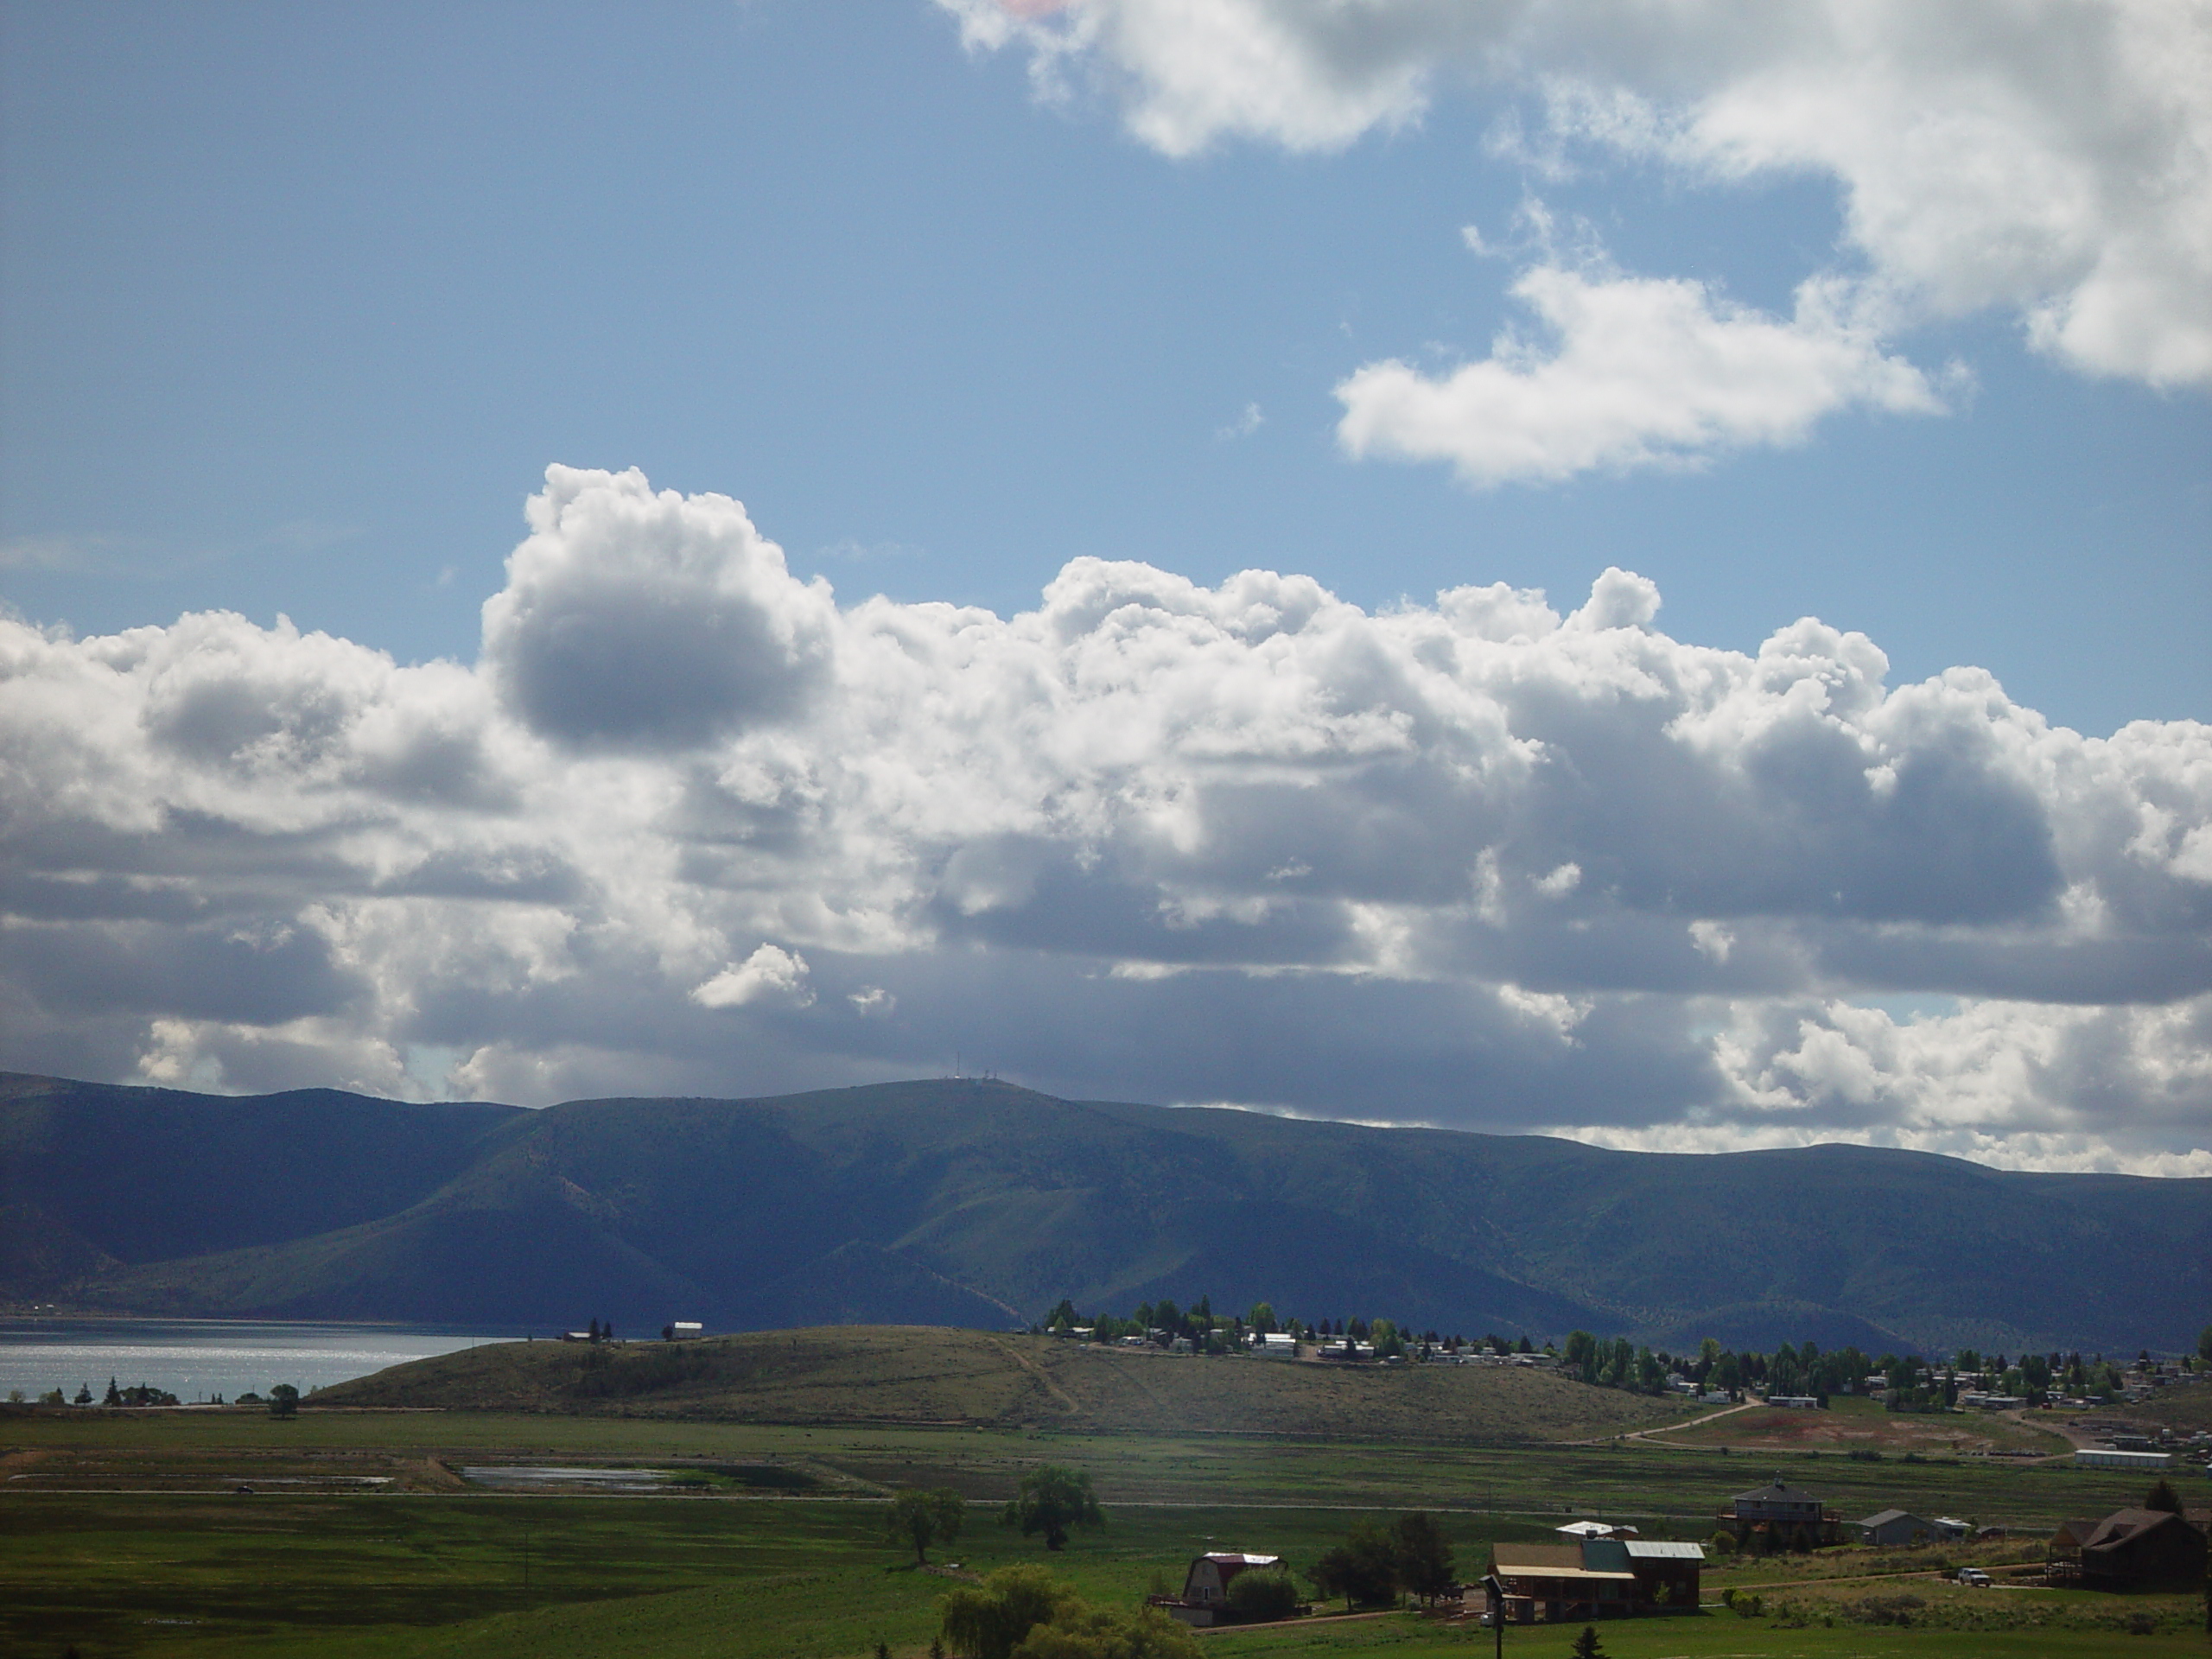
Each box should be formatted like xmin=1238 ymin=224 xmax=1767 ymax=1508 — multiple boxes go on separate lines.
xmin=3 ymin=466 xmax=2207 ymax=1172
xmin=946 ymin=0 xmax=2212 ymax=481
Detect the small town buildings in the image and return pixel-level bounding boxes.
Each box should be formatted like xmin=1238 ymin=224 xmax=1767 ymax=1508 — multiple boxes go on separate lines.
xmin=2075 ymin=1448 xmax=2174 ymax=1471
xmin=1153 ymin=1553 xmax=1284 ymax=1626
xmin=1766 ymin=1395 xmax=1821 ymax=1408
xmin=2050 ymin=1509 xmax=2208 ymax=1591
xmin=1248 ymin=1332 xmax=1298 ymax=1358
xmin=1855 ymin=1509 xmax=1942 ymax=1548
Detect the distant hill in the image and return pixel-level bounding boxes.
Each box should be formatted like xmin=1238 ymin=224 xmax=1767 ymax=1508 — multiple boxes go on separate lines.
xmin=3 ymin=1071 xmax=2204 ymax=1355
xmin=317 ymin=1324 xmax=1687 ymax=1443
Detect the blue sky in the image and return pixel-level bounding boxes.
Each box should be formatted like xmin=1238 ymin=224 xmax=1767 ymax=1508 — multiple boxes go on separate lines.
xmin=2 ymin=1 xmax=2208 ymax=1171
xmin=6 ymin=1 xmax=2204 ymax=732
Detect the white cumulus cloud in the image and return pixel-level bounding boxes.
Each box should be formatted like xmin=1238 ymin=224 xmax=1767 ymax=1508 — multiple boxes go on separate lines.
xmin=691 ymin=944 xmax=815 ymax=1010
xmin=1 ymin=467 xmax=2206 ymax=1169
xmin=944 ymin=0 xmax=2212 ymax=455
xmin=1338 ymin=261 xmax=1947 ymax=483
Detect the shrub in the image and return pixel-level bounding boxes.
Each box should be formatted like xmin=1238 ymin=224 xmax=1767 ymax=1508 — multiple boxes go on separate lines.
xmin=1224 ymin=1572 xmax=1300 ymax=1623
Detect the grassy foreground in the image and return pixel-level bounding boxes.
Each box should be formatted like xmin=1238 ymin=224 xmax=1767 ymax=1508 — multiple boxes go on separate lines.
xmin=6 ymin=1398 xmax=2205 ymax=1659
xmin=8 ymin=1328 xmax=2204 ymax=1659
xmin=8 ymin=1483 xmax=2205 ymax=1659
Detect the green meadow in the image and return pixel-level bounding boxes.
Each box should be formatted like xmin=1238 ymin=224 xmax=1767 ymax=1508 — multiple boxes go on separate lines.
xmin=5 ymin=1395 xmax=2203 ymax=1659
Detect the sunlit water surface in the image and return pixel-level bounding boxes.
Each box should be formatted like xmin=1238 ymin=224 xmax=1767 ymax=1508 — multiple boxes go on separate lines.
xmin=0 ymin=1318 xmax=524 ymax=1402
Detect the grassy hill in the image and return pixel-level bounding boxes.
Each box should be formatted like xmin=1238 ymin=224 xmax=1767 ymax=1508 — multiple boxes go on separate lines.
xmin=6 ymin=1070 xmax=2207 ymax=1354
xmin=316 ymin=1325 xmax=1689 ymax=1441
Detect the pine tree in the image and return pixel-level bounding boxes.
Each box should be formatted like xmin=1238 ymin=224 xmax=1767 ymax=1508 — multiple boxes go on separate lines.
xmin=1570 ymin=1624 xmax=1606 ymax=1658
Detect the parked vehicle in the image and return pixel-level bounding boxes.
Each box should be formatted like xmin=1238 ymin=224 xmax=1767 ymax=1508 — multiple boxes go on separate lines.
xmin=1956 ymin=1568 xmax=1992 ymax=1586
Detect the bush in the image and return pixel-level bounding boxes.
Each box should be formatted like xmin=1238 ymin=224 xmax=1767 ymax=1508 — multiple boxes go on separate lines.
xmin=1224 ymin=1572 xmax=1300 ymax=1623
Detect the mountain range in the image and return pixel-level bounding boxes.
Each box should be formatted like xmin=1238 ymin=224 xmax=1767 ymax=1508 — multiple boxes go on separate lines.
xmin=3 ymin=1071 xmax=2203 ymax=1357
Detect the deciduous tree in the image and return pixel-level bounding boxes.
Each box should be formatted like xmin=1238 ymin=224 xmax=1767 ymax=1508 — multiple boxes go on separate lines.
xmin=1306 ymin=1521 xmax=1399 ymax=1608
xmin=1002 ymin=1465 xmax=1103 ymax=1551
xmin=889 ymin=1487 xmax=967 ymax=1564
xmin=941 ymin=1565 xmax=1082 ymax=1659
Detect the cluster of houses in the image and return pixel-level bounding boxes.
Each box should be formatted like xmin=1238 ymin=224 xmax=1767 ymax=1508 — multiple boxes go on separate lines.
xmin=1147 ymin=1471 xmax=2207 ymax=1631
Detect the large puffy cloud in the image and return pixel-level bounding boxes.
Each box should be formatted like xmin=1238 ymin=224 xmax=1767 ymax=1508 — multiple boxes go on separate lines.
xmin=1 ymin=467 xmax=2207 ymax=1169
xmin=944 ymin=0 xmax=2212 ymax=478
xmin=482 ymin=464 xmax=834 ymax=748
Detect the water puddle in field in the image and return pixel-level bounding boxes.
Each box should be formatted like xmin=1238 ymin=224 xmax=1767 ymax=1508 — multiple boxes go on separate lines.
xmin=459 ymin=1465 xmax=672 ymax=1491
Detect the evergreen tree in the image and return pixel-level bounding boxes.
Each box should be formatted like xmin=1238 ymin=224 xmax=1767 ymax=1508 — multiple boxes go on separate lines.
xmin=1389 ymin=1512 xmax=1456 ymax=1604
xmin=1570 ymin=1624 xmax=1606 ymax=1658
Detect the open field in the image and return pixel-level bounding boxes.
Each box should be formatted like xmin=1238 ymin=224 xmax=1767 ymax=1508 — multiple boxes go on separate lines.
xmin=7 ymin=1395 xmax=2206 ymax=1658
xmin=1643 ymin=1393 xmax=2069 ymax=1458
xmin=2 ymin=1398 xmax=2184 ymax=1519
xmin=315 ymin=1328 xmax=1694 ymax=1443
xmin=6 ymin=1478 xmax=2206 ymax=1659
xmin=8 ymin=1330 xmax=2203 ymax=1659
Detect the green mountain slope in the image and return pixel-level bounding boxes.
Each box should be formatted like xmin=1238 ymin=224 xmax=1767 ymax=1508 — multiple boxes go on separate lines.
xmin=3 ymin=1071 xmax=2203 ymax=1354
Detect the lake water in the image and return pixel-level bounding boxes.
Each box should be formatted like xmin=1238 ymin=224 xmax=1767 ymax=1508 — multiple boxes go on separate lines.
xmin=0 ymin=1318 xmax=525 ymax=1403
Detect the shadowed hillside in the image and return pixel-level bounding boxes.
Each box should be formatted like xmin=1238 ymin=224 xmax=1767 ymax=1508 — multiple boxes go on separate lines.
xmin=316 ymin=1325 xmax=1689 ymax=1442
xmin=4 ymin=1071 xmax=2206 ymax=1354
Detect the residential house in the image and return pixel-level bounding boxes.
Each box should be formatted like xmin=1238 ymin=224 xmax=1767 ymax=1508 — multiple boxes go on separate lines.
xmin=1726 ymin=1478 xmax=1840 ymax=1544
xmin=1488 ymin=1537 xmax=1703 ymax=1622
xmin=1490 ymin=1544 xmax=1633 ymax=1623
xmin=1620 ymin=1541 xmax=1705 ymax=1612
xmin=2050 ymin=1509 xmax=2207 ymax=1592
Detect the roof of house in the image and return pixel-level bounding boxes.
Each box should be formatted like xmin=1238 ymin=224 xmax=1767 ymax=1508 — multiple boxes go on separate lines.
xmin=1195 ymin=1554 xmax=1280 ymax=1567
xmin=1623 ymin=1541 xmax=1707 ymax=1560
xmin=1492 ymin=1545 xmax=1588 ymax=1573
xmin=1493 ymin=1544 xmax=1634 ymax=1580
xmin=1736 ymin=1478 xmax=1823 ymax=1504
xmin=1855 ymin=1510 xmax=1930 ymax=1529
xmin=2082 ymin=1510 xmax=2202 ymax=1555
xmin=1580 ymin=1539 xmax=1630 ymax=1574
xmin=1555 ymin=1521 xmax=1616 ymax=1537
